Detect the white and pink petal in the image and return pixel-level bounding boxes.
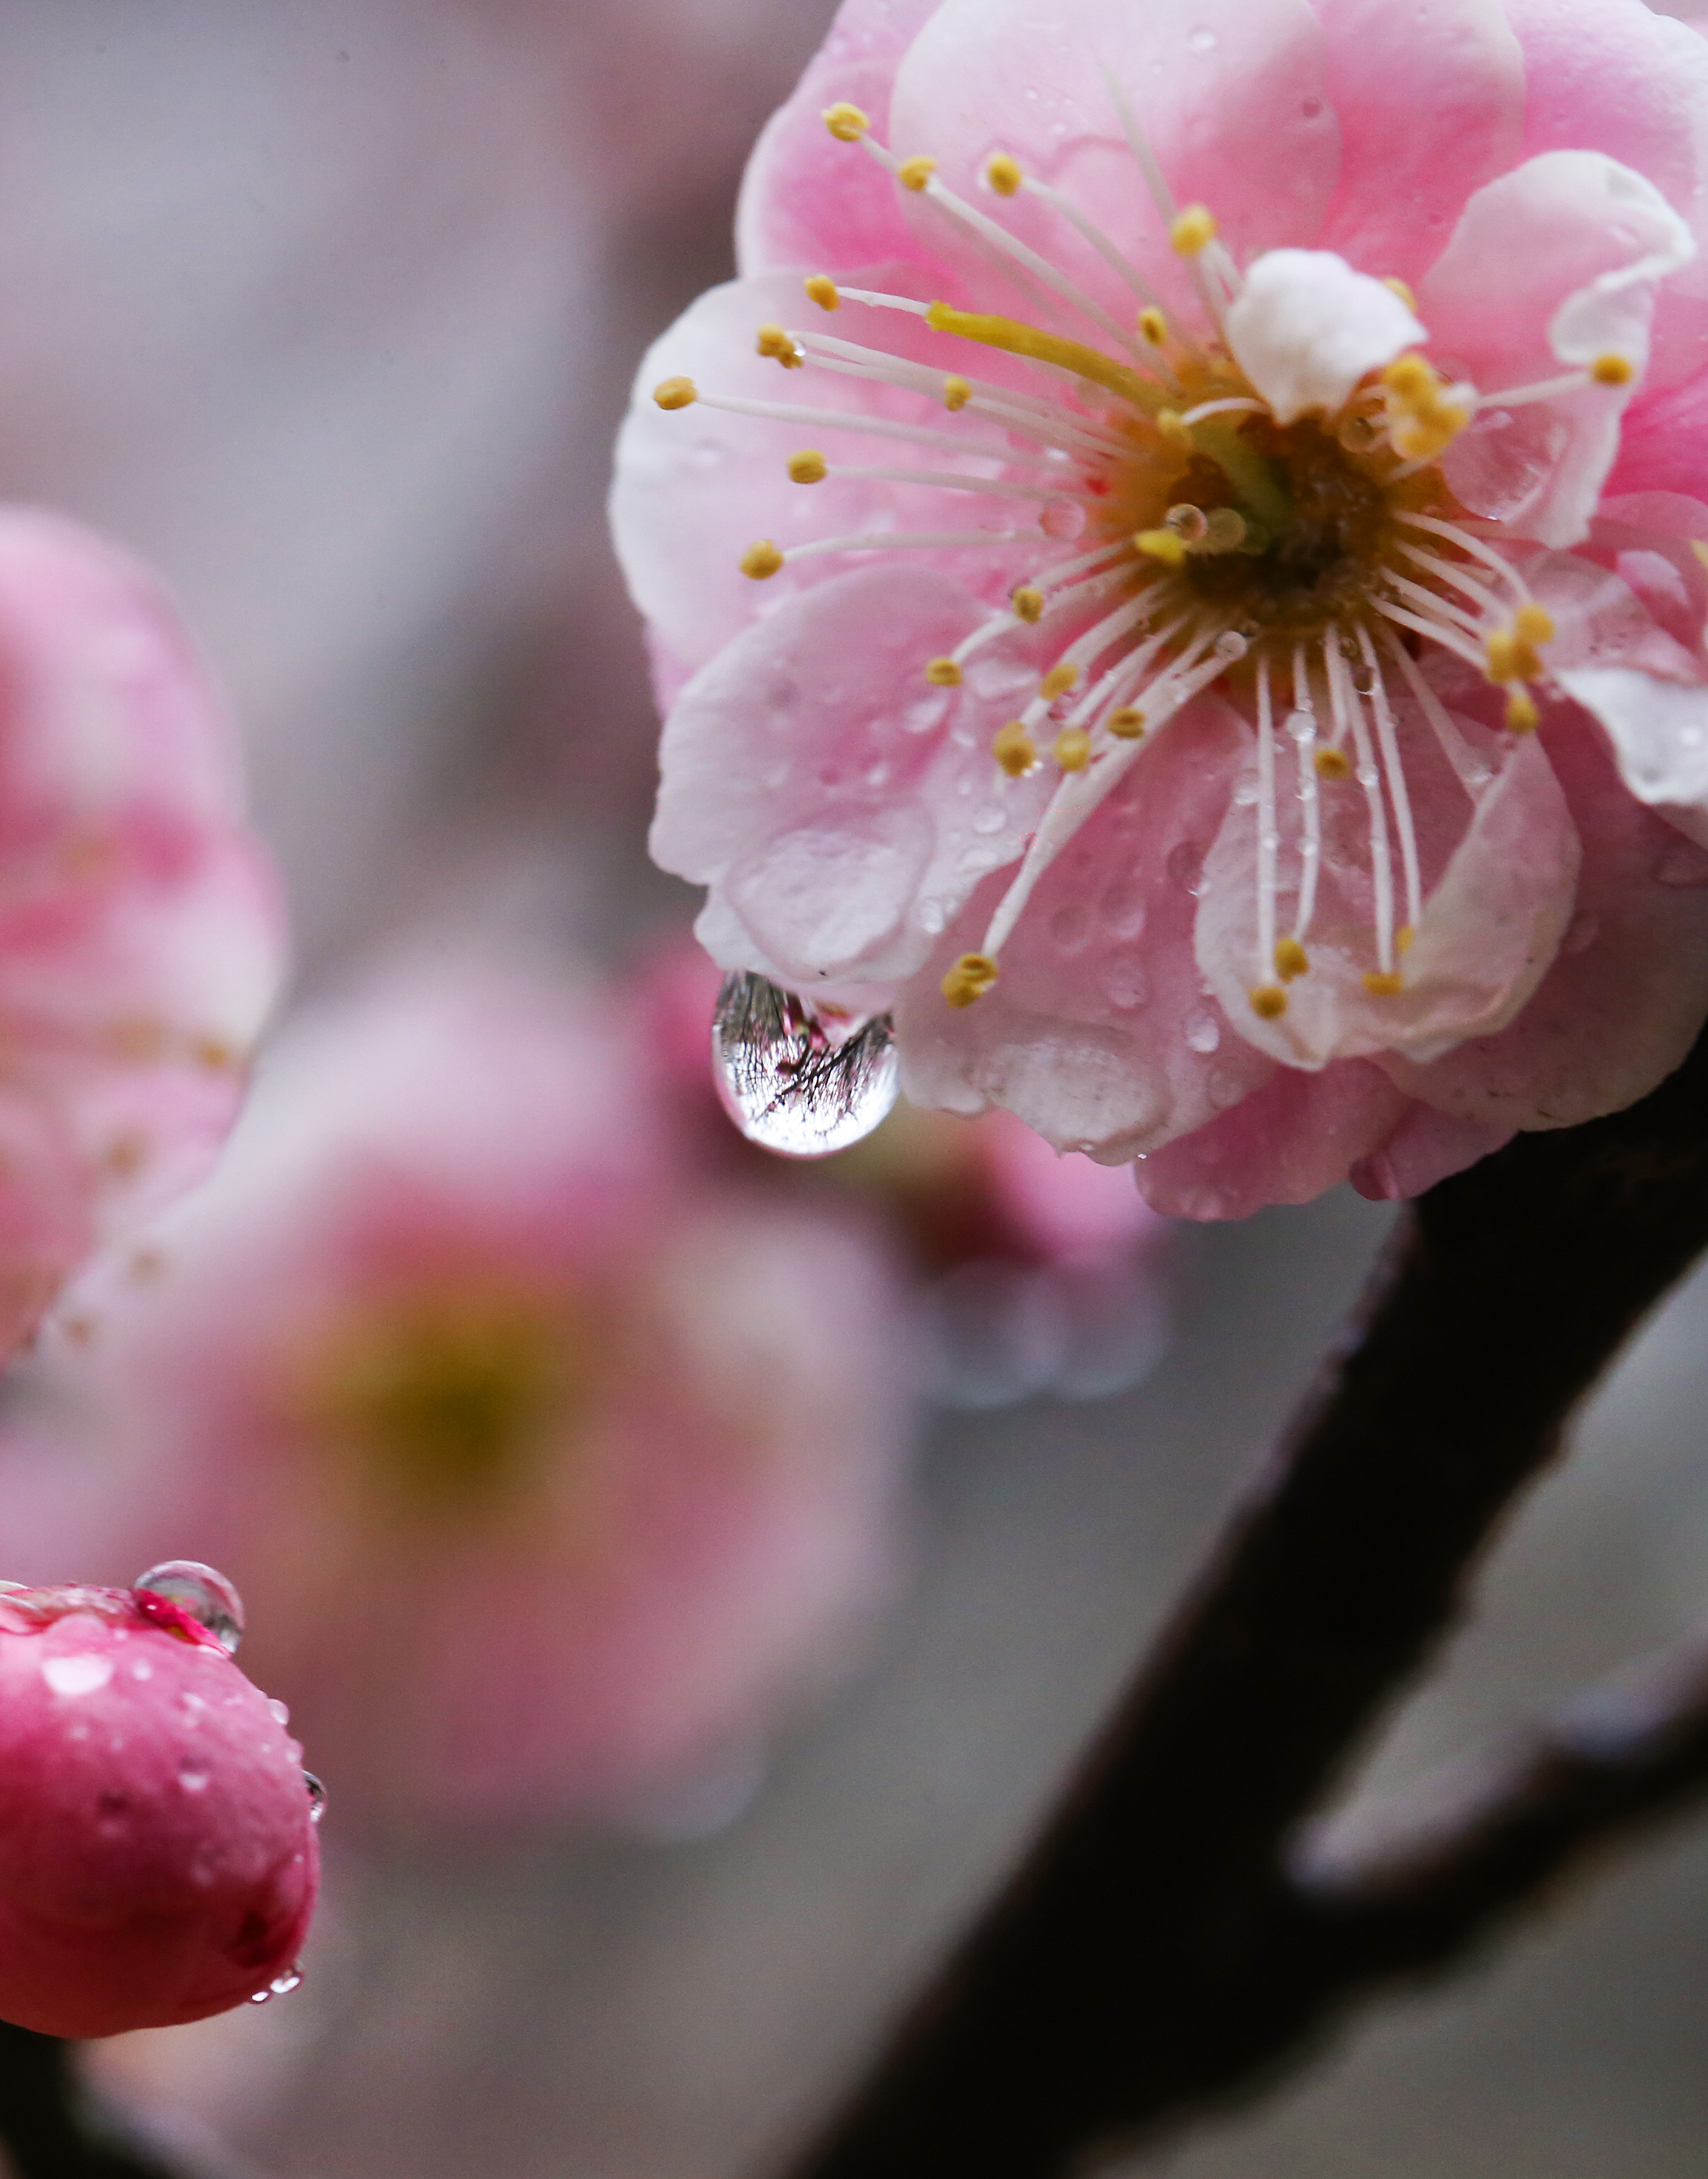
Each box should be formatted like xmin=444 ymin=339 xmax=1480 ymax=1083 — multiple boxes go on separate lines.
xmin=894 ymin=694 xmax=1272 ymax=1160
xmin=653 ymin=563 xmax=1055 ymax=989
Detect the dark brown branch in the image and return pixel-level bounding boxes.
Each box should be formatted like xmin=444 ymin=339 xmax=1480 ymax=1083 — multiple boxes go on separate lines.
xmin=780 ymin=1024 xmax=1708 ymax=2179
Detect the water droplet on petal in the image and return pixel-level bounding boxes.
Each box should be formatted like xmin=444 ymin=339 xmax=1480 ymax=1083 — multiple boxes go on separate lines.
xmin=304 ymin=1772 xmax=326 ymax=1825
xmin=178 ymin=1763 xmax=209 ymax=1795
xmin=134 ymin=1562 xmax=245 ymax=1653
xmin=1214 ymin=629 xmax=1248 ymax=662
xmin=712 ymin=974 xmax=899 ymax=1158
xmin=1185 ymin=1009 xmax=1221 ymax=1055
xmin=1165 ymin=841 xmax=1206 ymax=895
xmin=268 ymin=1697 xmax=289 ymax=1725
xmin=43 ymin=1655 xmax=113 ymax=1697
xmin=1188 ymin=24 xmax=1218 ymax=50
xmin=1040 ymin=497 xmax=1087 ymax=541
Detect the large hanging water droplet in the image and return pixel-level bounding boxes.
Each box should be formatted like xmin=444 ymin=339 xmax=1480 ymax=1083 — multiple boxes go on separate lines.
xmin=304 ymin=1771 xmax=326 ymax=1825
xmin=133 ymin=1562 xmax=245 ymax=1655
xmin=711 ymin=974 xmax=899 ymax=1158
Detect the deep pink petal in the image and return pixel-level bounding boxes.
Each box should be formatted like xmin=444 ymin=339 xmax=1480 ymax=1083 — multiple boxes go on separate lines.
xmin=0 ymin=1593 xmax=318 ymax=2037
xmin=1348 ymin=1102 xmax=1514 ymax=1202
xmin=1134 ymin=1058 xmax=1408 ymax=1220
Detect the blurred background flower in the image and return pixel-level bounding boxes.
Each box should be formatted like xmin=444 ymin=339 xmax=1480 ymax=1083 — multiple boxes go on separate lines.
xmin=0 ymin=956 xmax=914 ymax=1832
xmin=0 ymin=3 xmax=1697 ymax=2178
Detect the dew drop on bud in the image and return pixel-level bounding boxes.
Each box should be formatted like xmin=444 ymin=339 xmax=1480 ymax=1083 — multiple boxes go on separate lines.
xmin=250 ymin=1964 xmax=304 ymax=2004
xmin=712 ymin=973 xmax=899 ymax=1158
xmin=133 ymin=1561 xmax=245 ymax=1655
xmin=304 ymin=1771 xmax=326 ymax=1825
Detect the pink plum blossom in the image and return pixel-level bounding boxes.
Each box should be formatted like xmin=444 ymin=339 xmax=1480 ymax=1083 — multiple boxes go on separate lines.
xmin=0 ymin=1578 xmax=318 ymax=2039
xmin=0 ymin=510 xmax=283 ymax=1345
xmin=613 ymin=0 xmax=1708 ymax=1216
xmin=4 ymin=962 xmax=911 ymax=1829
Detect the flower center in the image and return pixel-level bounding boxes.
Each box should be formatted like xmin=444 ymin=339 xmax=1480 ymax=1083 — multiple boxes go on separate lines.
xmin=297 ymin=1282 xmax=586 ymax=1509
xmin=648 ymin=93 xmax=1627 ymax=1028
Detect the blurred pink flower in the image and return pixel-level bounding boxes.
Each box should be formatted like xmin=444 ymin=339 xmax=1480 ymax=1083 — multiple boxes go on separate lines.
xmin=6 ymin=963 xmax=911 ymax=1830
xmin=613 ymin=0 xmax=1708 ymax=1217
xmin=636 ymin=931 xmax=1172 ymax=1400
xmin=0 ymin=1578 xmax=318 ymax=2038
xmin=0 ymin=510 xmax=282 ymax=1353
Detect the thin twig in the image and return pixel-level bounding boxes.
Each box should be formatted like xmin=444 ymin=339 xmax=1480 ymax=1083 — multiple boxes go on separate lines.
xmin=779 ymin=1024 xmax=1708 ymax=2179
xmin=1302 ymin=1626 xmax=1708 ymax=1970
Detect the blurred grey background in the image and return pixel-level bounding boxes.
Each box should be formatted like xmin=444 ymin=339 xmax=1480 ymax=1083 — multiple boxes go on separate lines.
xmin=0 ymin=3 xmax=1701 ymax=2174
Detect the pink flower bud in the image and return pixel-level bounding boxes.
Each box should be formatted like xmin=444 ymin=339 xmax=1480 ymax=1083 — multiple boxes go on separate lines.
xmin=0 ymin=1579 xmax=318 ymax=2038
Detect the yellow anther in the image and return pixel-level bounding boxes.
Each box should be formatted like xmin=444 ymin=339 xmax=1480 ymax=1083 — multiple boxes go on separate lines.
xmin=1011 ymin=584 xmax=1045 ymax=623
xmin=1107 ymin=706 xmax=1146 ymax=739
xmin=1170 ymin=204 xmax=1218 ymax=256
xmin=740 ymin=540 xmax=784 ymax=580
xmin=822 ymin=102 xmax=870 ymax=143
xmin=1692 ymin=540 xmax=1708 ymax=572
xmin=1395 ymin=924 xmax=1415 ymax=955
xmin=1156 ymin=409 xmax=1192 ymax=446
xmin=1505 ymin=687 xmax=1539 ymax=733
xmin=992 ymin=721 xmax=1037 ymax=777
xmin=1514 ymin=602 xmax=1555 ymax=648
xmin=1392 ymin=410 xmax=1470 ymax=460
xmin=1382 ymin=276 xmax=1417 ymax=311
xmin=1382 ymin=354 xmax=1435 ymax=400
xmin=925 ymin=656 xmax=963 ymax=687
xmin=1041 ymin=661 xmax=1079 ymax=699
xmin=1053 ymin=726 xmax=1092 ymax=771
xmin=804 ymin=275 xmax=840 ymax=311
xmin=787 ymin=449 xmax=828 ymax=484
xmin=1591 ymin=353 xmax=1634 ymax=387
xmin=1138 ymin=306 xmax=1169 ymax=346
xmin=653 ymin=376 xmax=697 ymax=410
xmin=986 ymin=153 xmax=1023 ymax=196
xmin=1315 ymin=746 xmax=1352 ymax=780
xmin=1484 ymin=629 xmax=1520 ymax=683
xmin=942 ymin=953 xmax=1000 ymax=1008
xmin=897 ymin=155 xmax=938 ymax=192
xmin=1273 ymin=936 xmax=1309 ymax=980
xmin=943 ymin=375 xmax=972 ymax=411
xmin=1249 ymin=985 xmax=1288 ymax=1020
xmin=756 ymin=323 xmax=803 ymax=367
xmin=1362 ymin=970 xmax=1405 ymax=997
xmin=1136 ymin=528 xmax=1187 ymax=565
